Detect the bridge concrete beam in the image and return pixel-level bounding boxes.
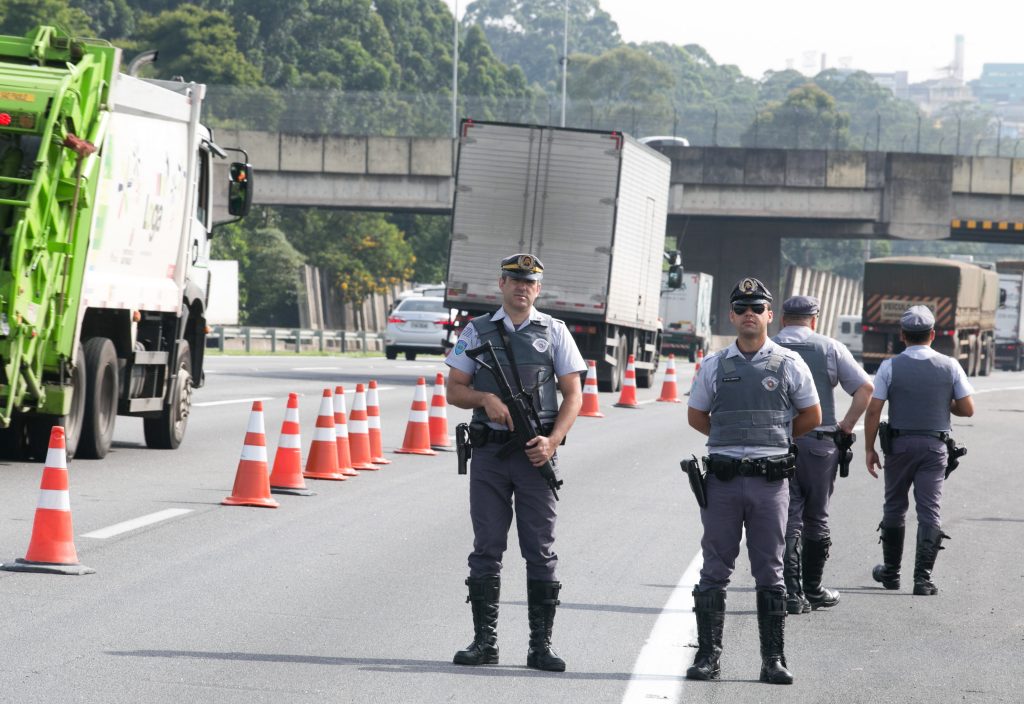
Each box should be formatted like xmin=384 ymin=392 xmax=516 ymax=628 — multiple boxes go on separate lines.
xmin=254 ymin=171 xmax=453 ymax=213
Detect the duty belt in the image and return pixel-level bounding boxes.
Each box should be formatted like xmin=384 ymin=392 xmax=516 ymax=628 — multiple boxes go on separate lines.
xmin=890 ymin=429 xmax=949 ymax=441
xmin=468 ymin=422 xmax=556 ymax=447
xmin=707 ymin=453 xmax=795 ymax=480
xmin=810 ymin=430 xmax=840 ymax=441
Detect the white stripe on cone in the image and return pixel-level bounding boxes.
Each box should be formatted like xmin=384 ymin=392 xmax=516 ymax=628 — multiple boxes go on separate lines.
xmin=313 ymin=426 xmax=336 ymax=442
xmin=240 ymin=444 xmax=268 ymax=462
xmin=408 ymin=409 xmax=429 ymax=423
xmin=279 ymin=433 xmax=301 ymax=449
xmin=37 ymin=489 xmax=71 ymax=511
xmin=45 ymin=446 xmax=68 ymax=469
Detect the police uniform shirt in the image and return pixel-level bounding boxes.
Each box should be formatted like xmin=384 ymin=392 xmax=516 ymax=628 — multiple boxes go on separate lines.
xmin=774 ymin=325 xmax=872 ymax=431
xmin=872 ymin=345 xmax=974 ymax=403
xmin=688 ymin=338 xmax=819 ymax=459
xmin=446 ymin=306 xmax=587 ymax=396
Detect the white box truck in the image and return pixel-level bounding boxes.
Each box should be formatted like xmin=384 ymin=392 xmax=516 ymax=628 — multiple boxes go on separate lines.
xmin=446 ymin=121 xmax=672 ymax=391
xmin=995 ymin=272 xmax=1024 ymax=371
xmin=660 ymin=271 xmax=713 ymax=361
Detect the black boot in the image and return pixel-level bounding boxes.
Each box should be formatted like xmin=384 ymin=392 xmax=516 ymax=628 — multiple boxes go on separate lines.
xmin=913 ymin=525 xmax=948 ymax=596
xmin=453 ymin=576 xmax=500 ymax=666
xmin=526 ymin=580 xmax=566 ymax=672
xmin=756 ymin=590 xmax=793 ymax=685
xmin=686 ymin=587 xmax=726 ymax=680
xmin=871 ymin=523 xmax=905 ymax=590
xmin=784 ymin=537 xmax=810 ymax=615
xmin=803 ymin=537 xmax=840 ymax=609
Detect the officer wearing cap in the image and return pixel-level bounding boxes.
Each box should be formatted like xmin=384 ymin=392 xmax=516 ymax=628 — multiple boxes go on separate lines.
xmin=686 ymin=277 xmax=821 ymax=685
xmin=445 ymin=253 xmax=586 ymax=672
xmin=864 ymin=305 xmax=974 ymax=596
xmin=772 ymin=296 xmax=874 ymax=615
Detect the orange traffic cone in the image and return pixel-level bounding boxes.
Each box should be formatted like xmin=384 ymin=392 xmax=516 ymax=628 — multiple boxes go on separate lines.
xmin=367 ymin=380 xmax=392 ymax=465
xmin=223 ymin=401 xmax=281 ymax=507
xmin=268 ymin=393 xmax=315 ymax=496
xmin=657 ymin=355 xmax=682 ymax=403
xmin=303 ymin=390 xmax=347 ymax=481
xmin=333 ymin=385 xmax=359 ymax=477
xmin=429 ymin=373 xmax=455 ymax=451
xmin=0 ymin=426 xmax=95 ymax=575
xmin=614 ymin=354 xmax=641 ymax=408
xmin=395 ymin=377 xmax=437 ymax=455
xmin=579 ymin=360 xmax=604 ymax=417
xmin=349 ymin=384 xmax=380 ymax=470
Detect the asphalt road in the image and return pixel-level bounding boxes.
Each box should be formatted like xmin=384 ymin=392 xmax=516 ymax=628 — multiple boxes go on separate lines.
xmin=0 ymin=354 xmax=1020 ymax=704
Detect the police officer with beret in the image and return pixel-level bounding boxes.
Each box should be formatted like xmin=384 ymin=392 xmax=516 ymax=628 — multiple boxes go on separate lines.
xmin=445 ymin=253 xmax=586 ymax=671
xmin=686 ymin=278 xmax=821 ymax=685
xmin=864 ymin=305 xmax=974 ymax=596
xmin=773 ymin=296 xmax=874 ymax=615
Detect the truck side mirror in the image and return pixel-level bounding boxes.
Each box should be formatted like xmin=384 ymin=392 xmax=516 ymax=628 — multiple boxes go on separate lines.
xmin=228 ymin=162 xmax=253 ymax=217
xmin=666 ymin=266 xmax=683 ymax=289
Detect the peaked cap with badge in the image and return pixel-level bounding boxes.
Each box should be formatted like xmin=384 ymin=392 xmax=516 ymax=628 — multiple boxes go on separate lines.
xmin=501 ymin=253 xmax=544 ymax=281
xmin=730 ymin=277 xmax=773 ymax=305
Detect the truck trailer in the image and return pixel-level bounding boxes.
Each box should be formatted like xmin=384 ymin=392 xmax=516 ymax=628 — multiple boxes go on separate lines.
xmin=446 ymin=121 xmax=672 ymax=391
xmin=861 ymin=257 xmax=998 ymax=376
xmin=0 ymin=26 xmax=252 ymax=459
xmin=659 ymin=271 xmax=713 ymax=361
xmin=995 ymin=271 xmax=1024 ymax=371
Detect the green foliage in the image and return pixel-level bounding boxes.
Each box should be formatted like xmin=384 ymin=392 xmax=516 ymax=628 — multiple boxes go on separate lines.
xmin=238 ymin=226 xmax=306 ymax=326
xmin=782 ymin=239 xmax=891 ymax=281
xmin=70 ymin=0 xmax=135 ymax=37
xmin=389 ymin=213 xmax=451 ymax=283
xmin=743 ymin=83 xmax=850 ymax=149
xmin=0 ymin=0 xmax=93 ymax=36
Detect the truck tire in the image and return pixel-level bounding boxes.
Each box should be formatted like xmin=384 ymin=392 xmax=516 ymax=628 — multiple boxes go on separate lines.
xmin=78 ymin=337 xmax=119 ymax=459
xmin=26 ymin=342 xmax=87 ymax=460
xmin=598 ymin=334 xmax=626 ymax=393
xmin=144 ymin=340 xmax=193 ymax=450
xmin=980 ymin=339 xmax=994 ymax=376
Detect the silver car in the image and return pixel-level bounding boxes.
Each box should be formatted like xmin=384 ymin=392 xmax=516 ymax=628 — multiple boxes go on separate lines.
xmin=385 ymin=296 xmax=451 ymax=360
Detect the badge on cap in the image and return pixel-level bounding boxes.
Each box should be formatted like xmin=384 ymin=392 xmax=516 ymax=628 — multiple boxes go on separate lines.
xmin=741 ymin=278 xmax=756 ymax=294
xmin=519 ymin=254 xmax=534 ymax=270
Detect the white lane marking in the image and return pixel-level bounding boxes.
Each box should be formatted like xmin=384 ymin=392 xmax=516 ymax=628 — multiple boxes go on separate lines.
xmin=290 ymin=366 xmax=345 ymax=371
xmin=621 ymin=550 xmax=703 ymax=703
xmin=82 ymin=509 xmax=193 ymax=540
xmin=974 ymin=385 xmax=1024 ymax=395
xmin=193 ymin=397 xmax=273 ymax=408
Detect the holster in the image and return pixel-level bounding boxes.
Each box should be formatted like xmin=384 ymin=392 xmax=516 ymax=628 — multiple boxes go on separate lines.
xmin=834 ymin=431 xmax=856 ymax=479
xmin=681 ymin=455 xmax=708 ymax=509
xmin=456 ymin=423 xmax=472 ymax=475
xmin=878 ymin=422 xmax=893 ymax=455
xmin=944 ymin=436 xmax=967 ymax=479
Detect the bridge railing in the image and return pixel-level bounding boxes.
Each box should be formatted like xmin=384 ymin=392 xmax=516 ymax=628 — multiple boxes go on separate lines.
xmin=207 ymin=326 xmax=385 ymax=354
xmin=202 ymin=86 xmax=1021 ymax=157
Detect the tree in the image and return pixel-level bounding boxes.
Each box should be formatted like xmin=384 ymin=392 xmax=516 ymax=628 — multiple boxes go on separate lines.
xmin=0 ymin=0 xmax=92 ymax=36
xmin=389 ymin=213 xmax=451 ymax=283
xmin=462 ymin=0 xmax=620 ymax=90
xmin=743 ymin=84 xmax=850 ymax=150
xmin=240 ymin=226 xmax=306 ymax=326
xmin=568 ymin=46 xmax=674 ymax=133
xmin=70 ymin=0 xmax=135 ymax=38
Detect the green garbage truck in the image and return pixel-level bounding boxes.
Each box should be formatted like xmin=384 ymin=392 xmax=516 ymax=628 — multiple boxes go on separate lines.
xmin=0 ymin=26 xmax=252 ymax=459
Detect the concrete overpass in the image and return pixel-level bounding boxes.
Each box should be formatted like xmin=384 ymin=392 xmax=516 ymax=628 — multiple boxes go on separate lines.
xmin=223 ymin=129 xmax=1024 ymax=329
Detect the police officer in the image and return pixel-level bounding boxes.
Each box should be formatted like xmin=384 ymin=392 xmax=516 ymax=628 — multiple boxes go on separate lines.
xmin=773 ymin=296 xmax=874 ymax=615
xmin=864 ymin=305 xmax=974 ymax=596
xmin=686 ymin=278 xmax=821 ymax=685
xmin=445 ymin=253 xmax=586 ymax=671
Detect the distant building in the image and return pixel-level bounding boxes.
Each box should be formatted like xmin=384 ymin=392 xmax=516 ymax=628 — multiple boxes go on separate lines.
xmin=870 ymin=71 xmax=910 ymax=100
xmin=971 ymin=64 xmax=1024 ymax=105
xmin=908 ymin=77 xmax=975 ymax=116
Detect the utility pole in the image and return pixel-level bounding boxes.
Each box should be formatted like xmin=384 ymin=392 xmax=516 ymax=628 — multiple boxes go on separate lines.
xmin=560 ymin=0 xmax=568 ymax=127
xmin=452 ymin=1 xmax=459 ymax=139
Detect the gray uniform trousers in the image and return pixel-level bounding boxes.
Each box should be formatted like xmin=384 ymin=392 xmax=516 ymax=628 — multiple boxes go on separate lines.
xmin=467 ymin=443 xmax=558 ymax=581
xmin=786 ymin=434 xmax=839 ymax=541
xmin=882 ymin=435 xmax=946 ymax=529
xmin=698 ymin=474 xmax=790 ymax=591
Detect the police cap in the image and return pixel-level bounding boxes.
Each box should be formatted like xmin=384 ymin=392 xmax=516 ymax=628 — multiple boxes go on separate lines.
xmin=730 ymin=277 xmax=773 ymax=304
xmin=782 ymin=295 xmax=819 ymax=316
xmin=500 ymin=253 xmax=544 ymax=281
xmin=901 ymin=305 xmax=935 ymax=332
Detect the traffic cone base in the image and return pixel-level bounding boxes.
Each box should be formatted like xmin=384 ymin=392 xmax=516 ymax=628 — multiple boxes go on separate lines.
xmin=614 ymin=354 xmax=641 ymax=409
xmin=396 ymin=378 xmax=438 ymax=455
xmin=579 ymin=359 xmax=604 ymax=418
xmin=0 ymin=426 xmax=95 ymax=575
xmin=223 ymin=401 xmax=280 ymax=508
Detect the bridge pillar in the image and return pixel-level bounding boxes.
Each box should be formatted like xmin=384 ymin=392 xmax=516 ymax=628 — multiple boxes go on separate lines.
xmin=673 ymin=219 xmax=782 ymax=337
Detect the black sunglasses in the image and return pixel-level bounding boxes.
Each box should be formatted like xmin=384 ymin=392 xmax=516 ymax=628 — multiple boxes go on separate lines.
xmin=732 ymin=303 xmax=767 ymax=315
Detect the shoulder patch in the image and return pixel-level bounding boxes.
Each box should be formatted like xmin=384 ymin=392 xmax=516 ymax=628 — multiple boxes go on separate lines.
xmin=454 ymin=340 xmax=468 ymax=355
xmin=762 ymin=376 xmax=780 ymax=391
xmin=532 ymin=338 xmax=550 ymax=353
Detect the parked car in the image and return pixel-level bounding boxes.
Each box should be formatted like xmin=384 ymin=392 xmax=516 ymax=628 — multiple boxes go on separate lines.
xmin=385 ymin=296 xmax=451 ymax=360
xmin=836 ymin=314 xmax=863 ymax=361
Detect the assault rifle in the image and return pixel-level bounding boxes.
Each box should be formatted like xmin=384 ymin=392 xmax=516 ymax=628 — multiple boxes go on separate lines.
xmin=466 ymin=341 xmax=563 ymax=500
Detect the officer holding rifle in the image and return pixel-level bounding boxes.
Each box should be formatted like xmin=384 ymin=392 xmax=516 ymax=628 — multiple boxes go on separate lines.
xmin=685 ymin=278 xmax=820 ymax=685
xmin=773 ymin=296 xmax=874 ymax=615
xmin=445 ymin=253 xmax=585 ymax=672
xmin=864 ymin=305 xmax=974 ymax=596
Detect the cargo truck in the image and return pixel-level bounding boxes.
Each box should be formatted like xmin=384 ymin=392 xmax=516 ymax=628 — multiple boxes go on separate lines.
xmin=659 ymin=271 xmax=713 ymax=362
xmin=995 ymin=271 xmax=1024 ymax=371
xmin=446 ymin=121 xmax=675 ymax=391
xmin=0 ymin=26 xmax=252 ymax=459
xmin=861 ymin=257 xmax=998 ymax=376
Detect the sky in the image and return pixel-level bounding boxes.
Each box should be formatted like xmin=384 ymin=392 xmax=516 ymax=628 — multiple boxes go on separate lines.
xmin=443 ymin=0 xmax=1022 ymax=84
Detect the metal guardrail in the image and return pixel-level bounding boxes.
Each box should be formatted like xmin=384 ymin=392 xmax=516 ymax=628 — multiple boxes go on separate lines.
xmin=207 ymin=326 xmax=385 ymax=354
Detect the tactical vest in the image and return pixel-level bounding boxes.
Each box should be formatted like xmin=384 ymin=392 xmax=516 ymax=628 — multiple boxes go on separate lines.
xmin=470 ymin=312 xmax=560 ymax=427
xmin=887 ymin=354 xmax=955 ymax=432
xmin=709 ymin=351 xmax=793 ymax=449
xmin=777 ymin=332 xmax=836 ymax=427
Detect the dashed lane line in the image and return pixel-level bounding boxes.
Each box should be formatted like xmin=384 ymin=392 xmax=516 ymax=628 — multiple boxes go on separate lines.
xmin=193 ymin=397 xmax=273 ymax=408
xmin=81 ymin=509 xmax=193 ymax=540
